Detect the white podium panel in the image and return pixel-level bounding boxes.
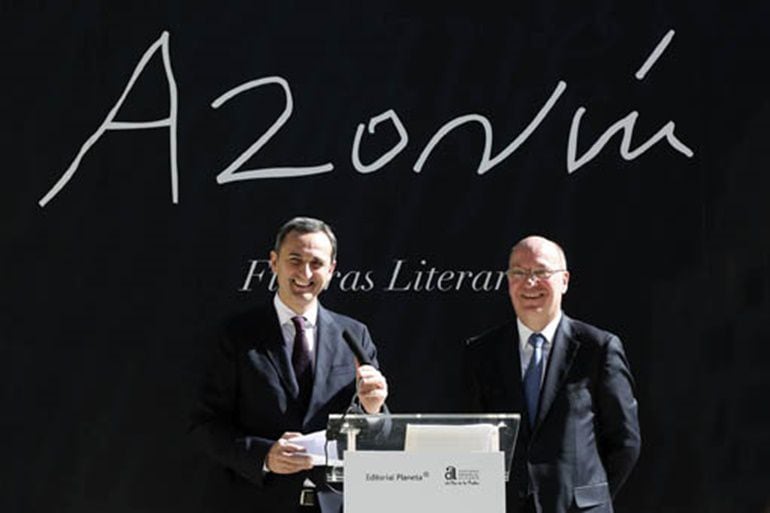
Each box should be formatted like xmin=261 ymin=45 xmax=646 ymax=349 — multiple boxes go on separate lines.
xmin=344 ymin=451 xmax=505 ymax=513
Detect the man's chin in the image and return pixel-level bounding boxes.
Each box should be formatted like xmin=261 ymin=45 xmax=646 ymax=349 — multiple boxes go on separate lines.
xmin=516 ymin=303 xmax=545 ymax=314
xmin=291 ymin=290 xmax=319 ymax=304
xmin=278 ymin=290 xmax=318 ymax=313
xmin=516 ymin=306 xmax=549 ymax=322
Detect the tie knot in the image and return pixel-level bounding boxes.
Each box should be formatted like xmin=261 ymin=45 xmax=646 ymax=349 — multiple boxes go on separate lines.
xmin=291 ymin=316 xmax=306 ymax=331
xmin=528 ymin=333 xmax=545 ymax=349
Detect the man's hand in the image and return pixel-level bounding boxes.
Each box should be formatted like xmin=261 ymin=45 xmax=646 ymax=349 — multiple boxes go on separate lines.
xmin=357 ymin=365 xmax=388 ymax=414
xmin=265 ymin=432 xmax=313 ymax=474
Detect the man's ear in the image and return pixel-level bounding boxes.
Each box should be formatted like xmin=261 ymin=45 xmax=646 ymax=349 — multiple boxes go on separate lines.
xmin=561 ymin=270 xmax=570 ymax=293
xmin=321 ymin=260 xmax=337 ymax=291
xmin=269 ymin=250 xmax=278 ymax=273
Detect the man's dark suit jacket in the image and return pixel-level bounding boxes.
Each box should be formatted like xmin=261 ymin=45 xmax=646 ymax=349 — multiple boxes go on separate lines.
xmin=189 ymin=303 xmax=380 ymax=513
xmin=465 ymin=314 xmax=641 ymax=513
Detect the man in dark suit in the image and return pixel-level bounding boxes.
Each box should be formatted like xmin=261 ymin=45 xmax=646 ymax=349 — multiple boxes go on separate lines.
xmin=466 ymin=236 xmax=640 ymax=513
xmin=190 ymin=217 xmax=388 ymax=513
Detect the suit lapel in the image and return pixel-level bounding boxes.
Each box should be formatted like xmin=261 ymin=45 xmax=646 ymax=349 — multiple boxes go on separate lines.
xmin=259 ymin=307 xmax=300 ymax=399
xmin=533 ymin=315 xmax=580 ymax=429
xmin=304 ymin=306 xmax=346 ymax=424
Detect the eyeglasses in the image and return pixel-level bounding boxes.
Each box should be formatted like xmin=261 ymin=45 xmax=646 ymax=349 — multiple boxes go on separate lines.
xmin=506 ymin=268 xmax=566 ymax=282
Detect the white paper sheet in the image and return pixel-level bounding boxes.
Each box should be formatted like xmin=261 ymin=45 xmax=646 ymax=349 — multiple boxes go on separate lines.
xmin=291 ymin=430 xmax=342 ymax=466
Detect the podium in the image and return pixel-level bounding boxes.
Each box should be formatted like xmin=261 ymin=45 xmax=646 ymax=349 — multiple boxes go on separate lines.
xmin=325 ymin=414 xmax=520 ymax=513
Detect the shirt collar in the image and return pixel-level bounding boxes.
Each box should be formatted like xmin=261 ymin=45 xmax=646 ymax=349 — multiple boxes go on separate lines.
xmin=273 ymin=294 xmax=318 ymax=327
xmin=517 ymin=311 xmax=562 ymax=350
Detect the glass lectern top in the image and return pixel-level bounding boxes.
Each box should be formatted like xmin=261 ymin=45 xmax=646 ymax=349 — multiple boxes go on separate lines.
xmin=325 ymin=413 xmax=520 ymax=482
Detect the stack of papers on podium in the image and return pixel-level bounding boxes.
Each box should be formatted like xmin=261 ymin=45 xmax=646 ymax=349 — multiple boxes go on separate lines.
xmin=404 ymin=423 xmax=499 ymax=453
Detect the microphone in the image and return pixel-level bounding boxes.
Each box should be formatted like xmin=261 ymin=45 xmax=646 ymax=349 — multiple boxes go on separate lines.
xmin=325 ymin=330 xmax=373 ymax=442
xmin=324 ymin=330 xmax=389 ymax=448
xmin=342 ymin=330 xmax=387 ymax=413
xmin=342 ymin=330 xmax=373 ymax=366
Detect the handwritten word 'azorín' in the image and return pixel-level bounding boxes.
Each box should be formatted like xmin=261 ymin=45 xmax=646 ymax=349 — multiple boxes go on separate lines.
xmin=38 ymin=29 xmax=693 ymax=207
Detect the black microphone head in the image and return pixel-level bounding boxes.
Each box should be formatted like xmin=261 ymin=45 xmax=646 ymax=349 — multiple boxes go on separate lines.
xmin=342 ymin=330 xmax=372 ymax=366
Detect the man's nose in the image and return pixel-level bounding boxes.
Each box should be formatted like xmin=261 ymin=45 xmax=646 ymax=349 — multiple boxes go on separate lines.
xmin=300 ymin=263 xmax=313 ymax=278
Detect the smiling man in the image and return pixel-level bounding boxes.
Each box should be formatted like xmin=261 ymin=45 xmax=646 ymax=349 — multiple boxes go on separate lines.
xmin=465 ymin=236 xmax=641 ymax=513
xmin=190 ymin=217 xmax=387 ymax=513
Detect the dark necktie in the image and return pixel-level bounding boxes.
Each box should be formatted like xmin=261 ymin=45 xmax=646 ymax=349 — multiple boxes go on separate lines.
xmin=291 ymin=316 xmax=313 ymax=407
xmin=523 ymin=333 xmax=545 ymax=428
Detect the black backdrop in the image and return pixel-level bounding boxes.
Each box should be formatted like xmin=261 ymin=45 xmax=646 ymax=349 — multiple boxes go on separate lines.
xmin=2 ymin=2 xmax=770 ymax=512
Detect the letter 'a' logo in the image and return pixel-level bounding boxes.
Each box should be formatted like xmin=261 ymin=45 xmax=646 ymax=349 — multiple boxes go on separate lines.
xmin=444 ymin=466 xmax=457 ymax=480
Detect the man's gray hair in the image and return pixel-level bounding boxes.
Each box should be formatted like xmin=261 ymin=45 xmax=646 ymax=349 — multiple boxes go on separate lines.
xmin=274 ymin=217 xmax=338 ymax=260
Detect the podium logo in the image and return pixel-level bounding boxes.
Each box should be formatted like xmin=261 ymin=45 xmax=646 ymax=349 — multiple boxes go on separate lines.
xmin=444 ymin=465 xmax=481 ymax=486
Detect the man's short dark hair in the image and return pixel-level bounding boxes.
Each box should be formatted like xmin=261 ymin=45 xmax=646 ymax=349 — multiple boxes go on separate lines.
xmin=274 ymin=217 xmax=338 ymax=260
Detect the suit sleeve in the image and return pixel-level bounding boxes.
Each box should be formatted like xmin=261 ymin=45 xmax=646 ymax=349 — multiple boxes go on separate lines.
xmin=597 ymin=335 xmax=642 ymax=496
xmin=188 ymin=328 xmax=272 ymax=487
xmin=359 ymin=323 xmax=379 ymax=367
